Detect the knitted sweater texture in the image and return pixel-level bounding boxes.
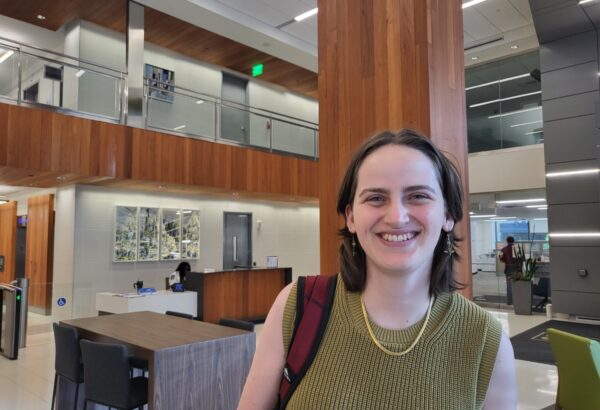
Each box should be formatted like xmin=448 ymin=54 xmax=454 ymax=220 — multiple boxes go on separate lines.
xmin=282 ymin=275 xmax=502 ymax=409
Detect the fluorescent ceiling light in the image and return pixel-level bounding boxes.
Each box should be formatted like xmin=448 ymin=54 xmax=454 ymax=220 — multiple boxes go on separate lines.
xmin=469 ymin=91 xmax=542 ymax=108
xmin=75 ymin=69 xmax=85 ymax=78
xmin=496 ymin=198 xmax=545 ymax=204
xmin=470 ymin=214 xmax=496 ymax=218
xmin=525 ymin=130 xmax=543 ymax=135
xmin=490 ymin=217 xmax=517 ymax=220
xmin=579 ymin=0 xmax=596 ymax=4
xmin=294 ymin=8 xmax=318 ymax=22
xmin=510 ymin=120 xmax=543 ymax=128
xmin=488 ymin=106 xmax=542 ymax=119
xmin=525 ymin=205 xmax=548 ymax=208
xmin=546 ymin=168 xmax=600 ymax=178
xmin=195 ymin=100 xmax=204 ymax=104
xmin=0 ymin=50 xmax=14 ymax=64
xmin=534 ymin=218 xmax=548 ymax=221
xmin=463 ymin=0 xmax=488 ymax=8
xmin=173 ymin=124 xmax=186 ymax=131
xmin=550 ymin=232 xmax=600 ymax=237
xmin=466 ymin=73 xmax=531 ymax=91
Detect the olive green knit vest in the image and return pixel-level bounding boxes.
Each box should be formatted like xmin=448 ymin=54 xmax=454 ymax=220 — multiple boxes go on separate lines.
xmin=282 ymin=275 xmax=502 ymax=410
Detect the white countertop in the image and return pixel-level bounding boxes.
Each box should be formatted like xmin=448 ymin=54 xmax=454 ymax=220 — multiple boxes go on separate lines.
xmin=96 ymin=290 xmax=197 ymax=316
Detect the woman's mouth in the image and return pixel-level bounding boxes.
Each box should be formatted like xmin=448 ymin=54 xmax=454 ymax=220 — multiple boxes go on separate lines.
xmin=381 ymin=232 xmax=417 ymax=243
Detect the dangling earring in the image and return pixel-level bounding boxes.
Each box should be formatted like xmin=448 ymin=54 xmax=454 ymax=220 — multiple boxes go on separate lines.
xmin=351 ymin=234 xmax=357 ymax=257
xmin=444 ymin=232 xmax=455 ymax=255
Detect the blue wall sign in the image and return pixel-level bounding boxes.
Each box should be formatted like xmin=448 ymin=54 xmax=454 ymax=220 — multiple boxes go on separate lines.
xmin=57 ymin=297 xmax=67 ymax=307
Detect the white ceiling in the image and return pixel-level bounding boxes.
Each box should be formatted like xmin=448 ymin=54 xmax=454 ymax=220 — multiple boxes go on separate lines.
xmin=137 ymin=0 xmax=538 ymax=72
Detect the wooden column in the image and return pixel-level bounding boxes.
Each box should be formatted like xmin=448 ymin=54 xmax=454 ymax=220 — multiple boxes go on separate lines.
xmin=25 ymin=194 xmax=55 ymax=313
xmin=0 ymin=201 xmax=17 ymax=284
xmin=318 ymin=0 xmax=472 ymax=296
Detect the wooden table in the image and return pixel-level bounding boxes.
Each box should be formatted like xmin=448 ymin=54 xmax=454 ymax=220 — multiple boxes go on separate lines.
xmin=59 ymin=311 xmax=255 ymax=410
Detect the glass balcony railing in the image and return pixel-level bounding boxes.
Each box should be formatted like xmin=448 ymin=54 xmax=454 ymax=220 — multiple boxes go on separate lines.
xmin=144 ymin=80 xmax=319 ymax=159
xmin=0 ymin=38 xmax=124 ymax=122
xmin=0 ymin=36 xmax=319 ymax=160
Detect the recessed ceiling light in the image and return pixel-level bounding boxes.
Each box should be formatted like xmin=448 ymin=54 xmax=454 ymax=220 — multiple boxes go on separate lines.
xmin=294 ymin=8 xmax=318 ymax=22
xmin=173 ymin=124 xmax=186 ymax=131
xmin=37 ymin=14 xmax=46 ymax=20
xmin=195 ymin=100 xmax=204 ymax=104
xmin=463 ymin=0 xmax=488 ymax=9
xmin=496 ymin=198 xmax=545 ymax=204
xmin=510 ymin=44 xmax=519 ymax=49
xmin=232 ymin=192 xmax=239 ymax=196
xmin=579 ymin=0 xmax=596 ymax=5
xmin=75 ymin=69 xmax=85 ymax=78
xmin=471 ymin=56 xmax=479 ymax=60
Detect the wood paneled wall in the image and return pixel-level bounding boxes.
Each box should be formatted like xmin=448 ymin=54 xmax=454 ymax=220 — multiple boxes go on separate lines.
xmin=0 ymin=201 xmax=17 ymax=284
xmin=0 ymin=103 xmax=318 ymax=199
xmin=317 ymin=0 xmax=472 ymax=296
xmin=25 ymin=194 xmax=55 ymax=313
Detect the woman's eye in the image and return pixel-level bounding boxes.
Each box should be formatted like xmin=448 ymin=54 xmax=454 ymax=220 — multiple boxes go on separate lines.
xmin=366 ymin=195 xmax=385 ymax=203
xmin=410 ymin=193 xmax=430 ymax=201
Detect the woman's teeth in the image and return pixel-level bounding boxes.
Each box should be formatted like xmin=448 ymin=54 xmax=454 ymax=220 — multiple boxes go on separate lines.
xmin=382 ymin=232 xmax=415 ymax=242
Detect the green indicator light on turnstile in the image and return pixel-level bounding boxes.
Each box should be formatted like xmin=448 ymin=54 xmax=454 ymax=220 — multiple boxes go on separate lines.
xmin=16 ymin=294 xmax=21 ymax=301
xmin=252 ymin=63 xmax=264 ymax=77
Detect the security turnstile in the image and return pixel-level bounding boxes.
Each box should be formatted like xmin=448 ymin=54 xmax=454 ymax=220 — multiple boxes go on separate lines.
xmin=11 ymin=278 xmax=28 ymax=348
xmin=0 ymin=283 xmax=22 ymax=360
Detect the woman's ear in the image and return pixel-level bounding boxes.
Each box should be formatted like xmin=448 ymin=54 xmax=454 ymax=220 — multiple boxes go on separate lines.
xmin=443 ymin=217 xmax=455 ymax=233
xmin=345 ymin=204 xmax=355 ymax=233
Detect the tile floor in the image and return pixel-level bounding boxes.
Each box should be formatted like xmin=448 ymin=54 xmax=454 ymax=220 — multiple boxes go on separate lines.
xmin=0 ymin=308 xmax=561 ymax=409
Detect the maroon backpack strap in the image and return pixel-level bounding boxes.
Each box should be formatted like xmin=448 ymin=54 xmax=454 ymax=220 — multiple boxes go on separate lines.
xmin=277 ymin=274 xmax=337 ymax=409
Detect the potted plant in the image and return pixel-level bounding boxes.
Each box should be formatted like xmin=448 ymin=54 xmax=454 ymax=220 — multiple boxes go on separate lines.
xmin=511 ymin=243 xmax=538 ymax=315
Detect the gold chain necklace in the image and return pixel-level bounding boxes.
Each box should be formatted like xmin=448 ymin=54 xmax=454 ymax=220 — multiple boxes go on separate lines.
xmin=360 ymin=295 xmax=434 ymax=357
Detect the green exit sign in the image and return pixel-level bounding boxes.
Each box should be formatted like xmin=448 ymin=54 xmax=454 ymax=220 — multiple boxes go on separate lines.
xmin=16 ymin=294 xmax=21 ymax=301
xmin=252 ymin=64 xmax=264 ymax=77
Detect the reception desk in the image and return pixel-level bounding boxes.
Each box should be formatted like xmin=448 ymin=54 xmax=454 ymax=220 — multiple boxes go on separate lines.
xmin=186 ymin=267 xmax=292 ymax=323
xmin=96 ymin=290 xmax=197 ymax=317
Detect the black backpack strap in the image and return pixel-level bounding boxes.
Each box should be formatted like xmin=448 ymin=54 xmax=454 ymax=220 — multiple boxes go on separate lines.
xmin=277 ymin=274 xmax=337 ymax=409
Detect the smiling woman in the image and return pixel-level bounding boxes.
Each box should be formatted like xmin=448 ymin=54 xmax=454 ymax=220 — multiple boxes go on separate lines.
xmin=237 ymin=130 xmax=517 ymax=410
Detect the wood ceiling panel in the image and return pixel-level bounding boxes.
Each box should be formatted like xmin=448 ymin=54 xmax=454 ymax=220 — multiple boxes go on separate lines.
xmin=0 ymin=0 xmax=318 ymax=97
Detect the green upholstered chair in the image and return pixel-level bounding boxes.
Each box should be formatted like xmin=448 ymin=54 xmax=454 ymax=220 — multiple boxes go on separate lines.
xmin=546 ymin=328 xmax=600 ymax=410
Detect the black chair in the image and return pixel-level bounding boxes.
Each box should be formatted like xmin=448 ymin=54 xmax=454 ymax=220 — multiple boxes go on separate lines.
xmin=165 ymin=310 xmax=194 ymax=320
xmin=533 ymin=277 xmax=550 ymax=309
xmin=218 ymin=318 xmax=255 ymax=332
xmin=52 ymin=323 xmax=84 ymax=410
xmin=80 ymin=340 xmax=148 ymax=410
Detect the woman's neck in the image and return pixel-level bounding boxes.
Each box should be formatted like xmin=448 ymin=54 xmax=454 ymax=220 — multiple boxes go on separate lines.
xmin=361 ymin=267 xmax=431 ymax=330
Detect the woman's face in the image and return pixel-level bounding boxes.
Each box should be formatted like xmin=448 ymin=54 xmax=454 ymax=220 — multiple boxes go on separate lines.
xmin=345 ymin=145 xmax=454 ymax=279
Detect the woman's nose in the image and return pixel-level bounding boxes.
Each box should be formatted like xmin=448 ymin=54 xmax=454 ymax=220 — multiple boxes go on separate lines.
xmin=384 ymin=199 xmax=410 ymax=225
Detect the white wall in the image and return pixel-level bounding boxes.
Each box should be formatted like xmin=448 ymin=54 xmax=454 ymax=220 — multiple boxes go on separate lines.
xmin=69 ymin=185 xmax=320 ymax=318
xmin=0 ymin=15 xmax=64 ymax=53
xmin=52 ymin=186 xmax=76 ymax=321
xmin=468 ymin=144 xmax=546 ymax=193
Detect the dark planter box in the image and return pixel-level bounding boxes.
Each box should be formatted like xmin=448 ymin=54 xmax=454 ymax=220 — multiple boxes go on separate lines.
xmin=512 ymin=281 xmax=532 ymax=315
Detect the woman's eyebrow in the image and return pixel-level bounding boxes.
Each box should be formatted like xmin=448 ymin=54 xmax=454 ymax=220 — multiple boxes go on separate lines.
xmin=404 ymin=185 xmax=437 ymax=194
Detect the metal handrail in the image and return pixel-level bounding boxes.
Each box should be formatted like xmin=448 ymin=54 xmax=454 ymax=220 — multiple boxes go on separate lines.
xmin=146 ymin=78 xmax=318 ymax=129
xmin=0 ymin=36 xmax=319 ymax=159
xmin=0 ymin=35 xmax=126 ymax=76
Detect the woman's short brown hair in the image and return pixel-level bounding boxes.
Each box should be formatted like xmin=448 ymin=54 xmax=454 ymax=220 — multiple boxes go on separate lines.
xmin=336 ymin=129 xmax=464 ymax=296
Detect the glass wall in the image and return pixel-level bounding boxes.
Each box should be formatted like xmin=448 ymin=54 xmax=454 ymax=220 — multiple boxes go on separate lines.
xmin=470 ymin=189 xmax=550 ymax=309
xmin=466 ymin=51 xmax=543 ymax=153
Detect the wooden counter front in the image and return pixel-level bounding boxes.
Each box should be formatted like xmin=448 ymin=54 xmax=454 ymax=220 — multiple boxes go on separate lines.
xmin=185 ymin=267 xmax=292 ymax=323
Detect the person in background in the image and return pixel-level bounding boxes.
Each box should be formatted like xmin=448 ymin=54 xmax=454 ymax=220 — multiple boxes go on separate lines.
xmin=499 ymin=236 xmax=518 ymax=305
xmin=169 ymin=261 xmax=191 ymax=289
xmin=237 ymin=129 xmax=516 ymax=409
